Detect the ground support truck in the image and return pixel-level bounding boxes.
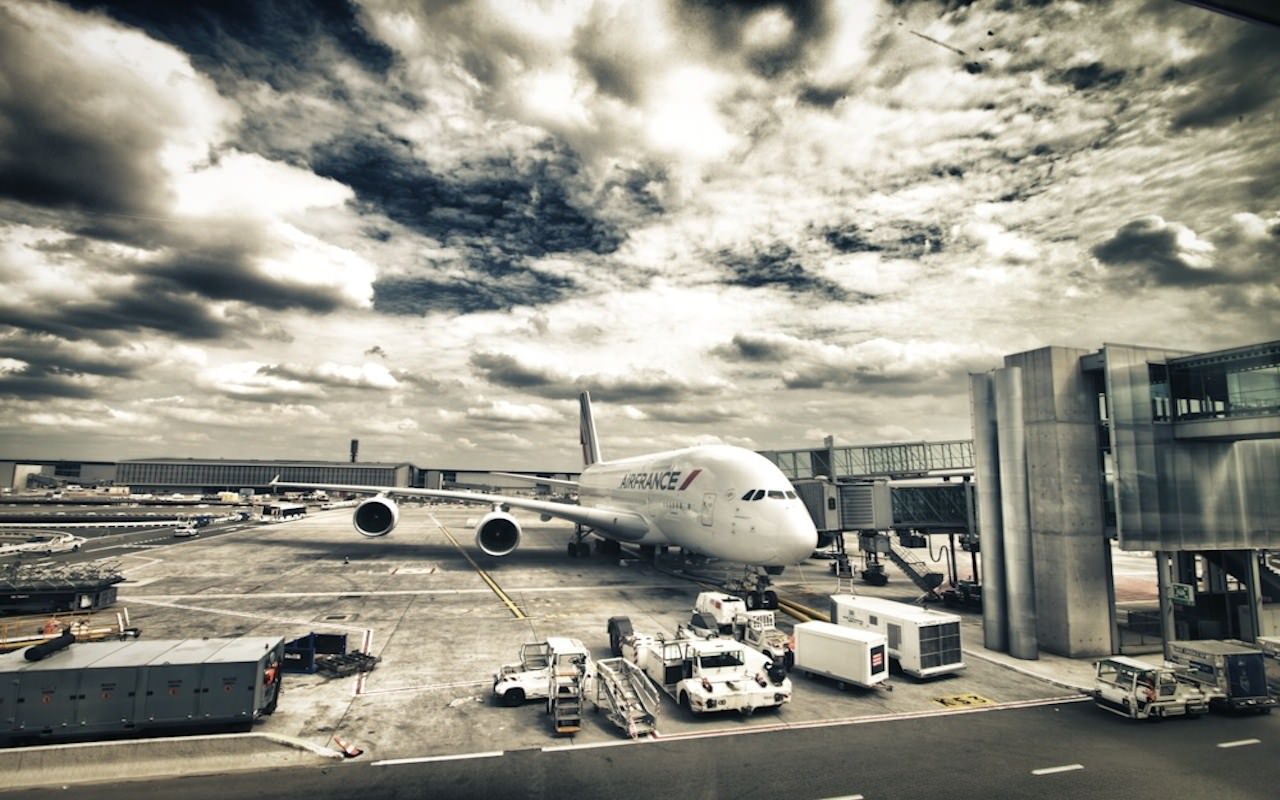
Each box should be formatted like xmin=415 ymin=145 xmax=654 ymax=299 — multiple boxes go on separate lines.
xmin=791 ymin=621 xmax=889 ymax=690
xmin=691 ymin=593 xmax=793 ymax=672
xmin=829 ymin=594 xmax=965 ymax=679
xmin=1092 ymin=656 xmax=1208 ymax=720
xmin=1166 ymin=640 xmax=1276 ymax=714
xmin=492 ymin=637 xmax=590 ymax=707
xmin=607 ymin=616 xmax=791 ymax=715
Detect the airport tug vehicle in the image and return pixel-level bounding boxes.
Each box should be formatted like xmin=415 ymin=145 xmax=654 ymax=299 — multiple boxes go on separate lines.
xmin=608 ymin=616 xmax=791 ymax=715
xmin=1091 ymin=655 xmax=1208 ymax=720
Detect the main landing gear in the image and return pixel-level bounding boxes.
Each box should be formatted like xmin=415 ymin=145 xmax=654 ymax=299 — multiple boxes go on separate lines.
xmin=567 ymin=524 xmax=591 ymax=557
xmin=724 ymin=567 xmax=780 ymax=610
xmin=566 ymin=524 xmax=621 ymax=558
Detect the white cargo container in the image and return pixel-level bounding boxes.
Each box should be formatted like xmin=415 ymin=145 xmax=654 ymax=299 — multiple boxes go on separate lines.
xmin=829 ymin=594 xmax=965 ymax=679
xmin=791 ymin=621 xmax=888 ymax=689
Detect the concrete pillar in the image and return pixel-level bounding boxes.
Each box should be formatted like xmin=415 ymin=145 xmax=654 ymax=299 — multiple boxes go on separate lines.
xmin=970 ymin=372 xmax=1007 ymax=652
xmin=995 ymin=366 xmax=1038 ymax=660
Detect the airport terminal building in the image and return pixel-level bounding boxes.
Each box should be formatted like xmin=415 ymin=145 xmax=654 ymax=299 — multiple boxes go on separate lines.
xmin=971 ymin=340 xmax=1279 ymax=658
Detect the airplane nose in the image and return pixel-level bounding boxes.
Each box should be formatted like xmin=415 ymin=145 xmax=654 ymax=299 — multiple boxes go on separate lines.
xmin=781 ymin=511 xmax=819 ymax=564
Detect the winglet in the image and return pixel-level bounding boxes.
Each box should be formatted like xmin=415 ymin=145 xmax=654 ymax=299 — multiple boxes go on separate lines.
xmin=579 ymin=391 xmax=601 ymax=467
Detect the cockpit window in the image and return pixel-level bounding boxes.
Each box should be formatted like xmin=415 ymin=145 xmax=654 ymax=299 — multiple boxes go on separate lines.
xmin=743 ymin=489 xmax=795 ymax=501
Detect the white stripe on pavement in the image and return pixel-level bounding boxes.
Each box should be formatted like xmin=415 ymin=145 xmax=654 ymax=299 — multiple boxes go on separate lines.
xmin=1032 ymin=764 xmax=1084 ymax=776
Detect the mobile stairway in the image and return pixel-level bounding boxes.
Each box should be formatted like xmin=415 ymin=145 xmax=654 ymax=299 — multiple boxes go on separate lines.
xmin=548 ymin=650 xmax=586 ymax=735
xmin=589 ymin=657 xmax=660 ymax=738
xmin=887 ymin=539 xmax=945 ymax=600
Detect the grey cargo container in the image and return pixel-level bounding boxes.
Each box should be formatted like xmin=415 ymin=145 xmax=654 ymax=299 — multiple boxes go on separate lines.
xmin=1166 ymin=640 xmax=1276 ymax=714
xmin=1 ymin=636 xmax=284 ymax=745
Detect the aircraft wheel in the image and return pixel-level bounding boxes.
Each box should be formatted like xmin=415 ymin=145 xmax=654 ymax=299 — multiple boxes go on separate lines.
xmin=764 ymin=590 xmax=778 ymax=609
xmin=746 ymin=592 xmax=761 ymax=610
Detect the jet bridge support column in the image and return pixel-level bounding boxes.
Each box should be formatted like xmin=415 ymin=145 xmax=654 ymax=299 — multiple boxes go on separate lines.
xmin=970 ymin=372 xmax=1007 ymax=653
xmin=995 ymin=367 xmax=1038 ymax=661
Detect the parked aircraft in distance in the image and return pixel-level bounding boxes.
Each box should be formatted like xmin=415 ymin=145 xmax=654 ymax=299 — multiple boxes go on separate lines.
xmin=272 ymin=391 xmax=818 ymax=607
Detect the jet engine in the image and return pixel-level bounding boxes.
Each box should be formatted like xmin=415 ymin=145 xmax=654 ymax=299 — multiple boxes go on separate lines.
xmin=352 ymin=496 xmax=399 ymax=537
xmin=475 ymin=510 xmax=521 ymax=557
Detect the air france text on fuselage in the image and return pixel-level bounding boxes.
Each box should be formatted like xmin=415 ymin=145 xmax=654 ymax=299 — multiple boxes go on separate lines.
xmin=618 ymin=469 xmax=699 ymax=491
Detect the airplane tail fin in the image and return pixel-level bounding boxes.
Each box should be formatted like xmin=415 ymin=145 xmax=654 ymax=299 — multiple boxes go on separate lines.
xmin=579 ymin=391 xmax=601 ymax=466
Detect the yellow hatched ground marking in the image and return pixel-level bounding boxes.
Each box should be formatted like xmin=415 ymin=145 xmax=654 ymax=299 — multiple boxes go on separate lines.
xmin=933 ymin=693 xmax=994 ymax=708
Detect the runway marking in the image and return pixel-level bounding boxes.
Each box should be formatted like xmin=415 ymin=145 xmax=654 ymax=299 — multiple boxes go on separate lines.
xmin=817 ymin=796 xmax=864 ymax=800
xmin=372 ymin=751 xmax=503 ymax=767
xmin=1031 ymin=764 xmax=1084 ymax=776
xmin=1217 ymin=739 xmax=1261 ymax=749
xmin=428 ymin=516 xmax=527 ymax=620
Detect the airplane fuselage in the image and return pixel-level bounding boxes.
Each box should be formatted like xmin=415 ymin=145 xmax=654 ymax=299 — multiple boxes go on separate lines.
xmin=578 ymin=444 xmax=817 ymax=566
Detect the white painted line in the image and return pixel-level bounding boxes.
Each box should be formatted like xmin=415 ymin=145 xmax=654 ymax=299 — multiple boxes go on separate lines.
xmin=1031 ymin=764 xmax=1084 ymax=776
xmin=542 ymin=739 xmax=639 ymax=753
xmin=1217 ymin=739 xmax=1261 ymax=749
xmin=372 ymin=751 xmax=503 ymax=767
xmin=817 ymin=795 xmax=864 ymax=800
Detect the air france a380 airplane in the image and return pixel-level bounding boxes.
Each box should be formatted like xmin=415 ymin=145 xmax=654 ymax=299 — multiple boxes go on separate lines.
xmin=273 ymin=392 xmax=817 ymax=606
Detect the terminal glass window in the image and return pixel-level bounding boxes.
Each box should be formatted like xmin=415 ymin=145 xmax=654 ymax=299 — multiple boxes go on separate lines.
xmin=1169 ymin=343 xmax=1280 ymax=421
xmin=1148 ymin=363 xmax=1171 ymax=422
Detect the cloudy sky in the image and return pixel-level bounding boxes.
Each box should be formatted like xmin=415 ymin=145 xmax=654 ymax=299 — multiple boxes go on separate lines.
xmin=0 ymin=0 xmax=1277 ymax=471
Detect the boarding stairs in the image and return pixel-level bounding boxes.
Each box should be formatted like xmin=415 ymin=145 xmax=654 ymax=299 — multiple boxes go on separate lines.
xmin=548 ymin=653 xmax=586 ymax=736
xmin=590 ymin=657 xmax=660 ymax=738
xmin=887 ymin=539 xmax=945 ymax=599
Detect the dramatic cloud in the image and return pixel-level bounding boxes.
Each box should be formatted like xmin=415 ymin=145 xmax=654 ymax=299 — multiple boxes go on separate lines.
xmin=0 ymin=0 xmax=1276 ymax=467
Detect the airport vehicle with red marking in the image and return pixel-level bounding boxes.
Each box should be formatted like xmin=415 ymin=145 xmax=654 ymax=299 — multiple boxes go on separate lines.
xmin=1092 ymin=655 xmax=1208 ymax=720
xmin=607 ymin=616 xmax=790 ymax=715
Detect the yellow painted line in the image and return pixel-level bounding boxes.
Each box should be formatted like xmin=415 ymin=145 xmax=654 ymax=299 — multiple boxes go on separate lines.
xmin=778 ymin=597 xmax=828 ymax=623
xmin=933 ymin=693 xmax=994 ymax=708
xmin=435 ymin=523 xmax=526 ymax=620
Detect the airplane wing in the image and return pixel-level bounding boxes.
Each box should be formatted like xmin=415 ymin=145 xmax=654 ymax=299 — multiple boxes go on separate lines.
xmin=490 ymin=471 xmax=579 ymax=491
xmin=270 ymin=479 xmax=649 ymax=541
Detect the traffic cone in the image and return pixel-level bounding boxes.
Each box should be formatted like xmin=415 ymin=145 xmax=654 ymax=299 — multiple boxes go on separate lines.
xmin=332 ymin=735 xmax=363 ymax=758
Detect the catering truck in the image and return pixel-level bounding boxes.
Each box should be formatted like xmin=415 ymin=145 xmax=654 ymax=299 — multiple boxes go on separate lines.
xmin=791 ymin=621 xmax=888 ymax=690
xmin=829 ymin=594 xmax=964 ymax=678
xmin=607 ymin=616 xmax=791 ymax=715
xmin=1091 ymin=655 xmax=1208 ymax=720
xmin=1166 ymin=640 xmax=1276 ymax=714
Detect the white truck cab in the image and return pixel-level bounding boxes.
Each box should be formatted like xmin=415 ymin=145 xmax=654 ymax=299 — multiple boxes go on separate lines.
xmin=1092 ymin=656 xmax=1208 ymax=720
xmin=493 ymin=637 xmax=590 ymax=707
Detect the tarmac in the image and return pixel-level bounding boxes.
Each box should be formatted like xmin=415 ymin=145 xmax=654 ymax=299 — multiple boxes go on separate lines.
xmin=0 ymin=504 xmax=1139 ymax=791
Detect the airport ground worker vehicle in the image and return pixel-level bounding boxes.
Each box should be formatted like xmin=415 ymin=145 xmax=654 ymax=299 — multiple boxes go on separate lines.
xmin=492 ymin=637 xmax=590 ymax=707
xmin=692 ymin=592 xmax=792 ymax=667
xmin=791 ymin=621 xmax=889 ymax=690
xmin=692 ymin=592 xmax=747 ymax=634
xmin=1166 ymin=640 xmax=1276 ymax=713
xmin=1092 ymin=656 xmax=1208 ymax=720
xmin=607 ymin=616 xmax=791 ymax=715
xmin=829 ymin=594 xmax=965 ymax=678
